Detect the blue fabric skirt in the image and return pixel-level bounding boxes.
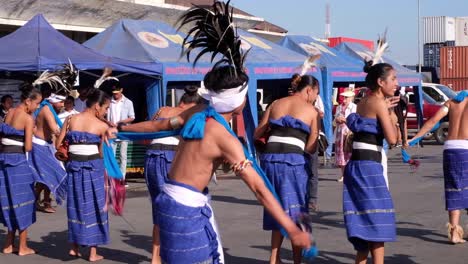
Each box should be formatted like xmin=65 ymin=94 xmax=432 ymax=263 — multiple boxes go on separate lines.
xmin=30 ymin=142 xmax=67 ymax=204
xmin=260 ymin=153 xmax=310 ymax=231
xmin=343 ymin=160 xmax=396 ymax=251
xmin=155 ymin=182 xmax=221 ymax=264
xmin=443 ymin=148 xmax=468 ymax=211
xmin=144 ymin=149 xmax=175 ymax=224
xmin=66 ymin=159 xmax=109 ymax=246
xmin=0 ymin=153 xmax=36 ymax=231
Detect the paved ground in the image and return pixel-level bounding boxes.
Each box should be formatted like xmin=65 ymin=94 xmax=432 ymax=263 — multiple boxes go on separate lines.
xmin=2 ymin=142 xmax=468 ymax=263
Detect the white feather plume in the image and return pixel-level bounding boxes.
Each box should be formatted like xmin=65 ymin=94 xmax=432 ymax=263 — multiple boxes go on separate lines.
xmin=32 ymin=70 xmax=69 ymax=93
xmin=372 ymin=29 xmax=389 ymax=65
xmin=300 ymin=54 xmax=321 ymax=76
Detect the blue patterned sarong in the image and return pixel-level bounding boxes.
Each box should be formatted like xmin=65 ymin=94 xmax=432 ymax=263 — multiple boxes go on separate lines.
xmin=156 ymin=181 xmax=222 ymax=264
xmin=443 ymin=140 xmax=468 ymax=211
xmin=145 ymin=144 xmax=176 ymax=224
xmin=30 ymin=137 xmax=67 ymax=205
xmin=66 ymin=131 xmax=109 ymax=246
xmin=261 ymin=116 xmax=311 ymax=230
xmin=0 ymin=124 xmax=36 ymax=231
xmin=343 ymin=114 xmax=396 ymax=251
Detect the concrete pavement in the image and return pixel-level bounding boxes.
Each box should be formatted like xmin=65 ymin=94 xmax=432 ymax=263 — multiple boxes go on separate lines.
xmin=1 ymin=143 xmax=468 ymax=263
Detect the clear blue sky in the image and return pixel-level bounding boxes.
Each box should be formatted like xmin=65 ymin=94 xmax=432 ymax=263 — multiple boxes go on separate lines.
xmin=231 ymin=0 xmax=468 ymax=65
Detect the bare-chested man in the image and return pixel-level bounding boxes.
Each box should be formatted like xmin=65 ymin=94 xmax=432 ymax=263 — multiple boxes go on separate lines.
xmin=31 ymin=91 xmax=68 ymax=213
xmin=409 ymin=92 xmax=468 ymax=244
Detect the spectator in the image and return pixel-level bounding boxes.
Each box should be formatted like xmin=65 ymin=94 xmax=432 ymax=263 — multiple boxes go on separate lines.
xmin=58 ymin=96 xmax=79 ymax=124
xmin=334 ymin=88 xmax=357 ymax=182
xmin=107 ymin=85 xmax=135 ymax=182
xmin=0 ymin=95 xmax=13 ymax=123
xmin=74 ymin=86 xmax=91 ymax=112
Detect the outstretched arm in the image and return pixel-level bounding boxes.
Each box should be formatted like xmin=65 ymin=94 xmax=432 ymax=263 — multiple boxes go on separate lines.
xmin=218 ymin=128 xmax=310 ymax=248
xmin=409 ymin=101 xmax=449 ymax=143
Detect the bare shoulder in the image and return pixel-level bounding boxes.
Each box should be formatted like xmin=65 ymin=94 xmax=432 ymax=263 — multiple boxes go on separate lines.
xmin=205 ymin=118 xmax=237 ymax=142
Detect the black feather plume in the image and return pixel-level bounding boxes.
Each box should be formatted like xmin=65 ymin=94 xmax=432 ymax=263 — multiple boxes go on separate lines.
xmin=32 ymin=60 xmax=78 ymax=95
xmin=176 ymin=0 xmax=248 ymax=75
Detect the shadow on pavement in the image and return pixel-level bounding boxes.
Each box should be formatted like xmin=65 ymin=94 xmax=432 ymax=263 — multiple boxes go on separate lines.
xmin=120 ymin=229 xmax=152 ymax=254
xmin=223 ymin=250 xmax=267 ymax=264
xmin=211 ymin=195 xmax=260 ymax=206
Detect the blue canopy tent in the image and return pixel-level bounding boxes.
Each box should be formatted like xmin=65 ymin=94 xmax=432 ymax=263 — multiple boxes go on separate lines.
xmin=336 ymin=42 xmax=424 ymax=126
xmin=279 ymin=35 xmax=367 ymax=150
xmin=0 ymin=14 xmax=162 ymax=119
xmin=84 ymin=19 xmax=322 ymax=153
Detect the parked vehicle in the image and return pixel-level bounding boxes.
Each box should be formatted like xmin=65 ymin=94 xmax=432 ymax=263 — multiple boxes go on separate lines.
xmin=422 ymin=82 xmax=457 ymax=104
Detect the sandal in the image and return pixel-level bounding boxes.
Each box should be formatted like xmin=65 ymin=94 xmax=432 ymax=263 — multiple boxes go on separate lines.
xmin=447 ymin=223 xmax=466 ymax=244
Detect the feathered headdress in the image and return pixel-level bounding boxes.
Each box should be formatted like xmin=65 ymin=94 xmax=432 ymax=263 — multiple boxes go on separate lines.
xmin=94 ymin=67 xmax=120 ymax=96
xmin=32 ymin=59 xmax=78 ymax=94
xmin=299 ymin=54 xmax=321 ymax=76
xmin=176 ymin=0 xmax=249 ymax=76
xmin=371 ymin=29 xmax=389 ymax=66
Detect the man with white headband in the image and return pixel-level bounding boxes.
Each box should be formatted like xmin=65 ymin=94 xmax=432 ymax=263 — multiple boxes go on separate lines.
xmin=114 ymin=1 xmax=311 ymax=263
xmin=31 ymin=64 xmax=77 ymax=214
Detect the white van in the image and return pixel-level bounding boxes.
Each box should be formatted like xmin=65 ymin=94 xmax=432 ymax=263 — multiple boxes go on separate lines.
xmin=422 ymin=83 xmax=457 ymax=104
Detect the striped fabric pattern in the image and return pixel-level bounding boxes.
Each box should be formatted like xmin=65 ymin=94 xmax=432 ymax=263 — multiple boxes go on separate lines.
xmin=343 ymin=114 xmax=396 ymax=251
xmin=443 ymin=148 xmax=468 ymax=211
xmin=144 ymin=149 xmax=175 ymax=224
xmin=30 ymin=142 xmax=67 ymax=205
xmin=155 ymin=183 xmax=221 ymax=264
xmin=66 ymin=131 xmax=109 ymax=246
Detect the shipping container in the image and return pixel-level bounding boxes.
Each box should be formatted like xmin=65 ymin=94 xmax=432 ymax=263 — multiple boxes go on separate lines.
xmin=423 ymin=41 xmax=455 ymax=67
xmin=455 ymin=17 xmax=468 ymax=46
xmin=328 ymin=37 xmax=374 ymax=51
xmin=440 ymin=78 xmax=468 ymax=91
xmin=440 ymin=46 xmax=468 ymax=78
xmin=423 ymin=16 xmax=455 ymax=44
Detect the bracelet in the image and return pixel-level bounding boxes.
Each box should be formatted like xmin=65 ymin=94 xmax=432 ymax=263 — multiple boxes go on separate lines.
xmin=169 ymin=116 xmax=182 ymax=129
xmin=117 ymin=122 xmax=127 ymax=132
xmin=230 ymin=159 xmax=252 ymax=175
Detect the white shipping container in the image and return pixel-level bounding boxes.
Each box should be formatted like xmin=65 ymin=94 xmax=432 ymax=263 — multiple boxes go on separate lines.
xmin=455 ymin=17 xmax=468 ymax=46
xmin=423 ymin=16 xmax=455 ymax=44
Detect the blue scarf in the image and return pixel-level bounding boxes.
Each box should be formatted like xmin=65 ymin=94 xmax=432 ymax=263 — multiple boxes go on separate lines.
xmin=34 ymin=101 xmax=64 ymax=128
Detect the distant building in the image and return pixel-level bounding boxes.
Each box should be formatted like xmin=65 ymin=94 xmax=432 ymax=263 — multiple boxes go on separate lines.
xmin=0 ymin=0 xmax=286 ymax=43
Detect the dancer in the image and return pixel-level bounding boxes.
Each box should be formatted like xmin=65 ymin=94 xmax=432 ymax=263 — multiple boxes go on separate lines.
xmin=56 ymin=89 xmax=111 ymax=261
xmin=0 ymin=84 xmax=42 ymax=255
xmin=116 ymin=1 xmax=311 ymax=263
xmin=343 ymin=59 xmax=400 ymax=264
xmin=31 ymin=64 xmax=77 ymax=213
xmin=120 ymin=86 xmax=203 ymax=264
xmin=408 ymin=91 xmax=468 ymax=244
xmin=254 ymin=74 xmax=319 ymax=264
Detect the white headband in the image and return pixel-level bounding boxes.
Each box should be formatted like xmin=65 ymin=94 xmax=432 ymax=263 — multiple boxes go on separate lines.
xmin=47 ymin=93 xmax=66 ymax=103
xmin=198 ymin=82 xmax=248 ymax=113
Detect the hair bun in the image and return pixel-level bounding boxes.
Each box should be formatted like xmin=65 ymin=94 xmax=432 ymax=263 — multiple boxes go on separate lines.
xmin=363 ymin=60 xmax=373 ymax=73
xmin=291 ymin=73 xmax=302 ymax=89
xmin=19 ymin=82 xmax=34 ymax=93
xmin=184 ymin=85 xmax=198 ymax=95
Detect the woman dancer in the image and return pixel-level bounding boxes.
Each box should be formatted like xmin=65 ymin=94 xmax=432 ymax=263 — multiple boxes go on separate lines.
xmin=343 ymin=61 xmax=399 ymax=264
xmin=334 ymin=88 xmax=357 ymax=182
xmin=0 ymin=85 xmax=42 ymax=255
xmin=255 ymin=75 xmax=319 ymax=264
xmin=56 ymin=89 xmax=111 ymax=262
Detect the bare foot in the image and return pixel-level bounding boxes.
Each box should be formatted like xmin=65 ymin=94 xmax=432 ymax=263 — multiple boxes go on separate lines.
xmin=89 ymin=254 xmax=104 ymax=262
xmin=69 ymin=248 xmax=82 ymax=257
xmin=18 ymin=247 xmax=36 ymax=256
xmin=2 ymin=246 xmax=14 ymax=254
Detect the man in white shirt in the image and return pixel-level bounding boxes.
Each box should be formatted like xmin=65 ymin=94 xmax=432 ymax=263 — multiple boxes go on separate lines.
xmin=107 ymin=86 xmax=135 ymax=180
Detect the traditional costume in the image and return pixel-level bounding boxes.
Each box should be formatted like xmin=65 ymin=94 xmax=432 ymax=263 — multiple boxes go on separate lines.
xmin=343 ymin=113 xmax=396 ymax=251
xmin=261 ymin=116 xmax=311 ymax=230
xmin=443 ymin=140 xmax=468 ymax=211
xmin=154 ymin=2 xmax=251 ymax=262
xmin=145 ymin=134 xmax=178 ymax=224
xmin=0 ymin=123 xmax=36 ymax=231
xmin=66 ymin=131 xmax=109 ymax=246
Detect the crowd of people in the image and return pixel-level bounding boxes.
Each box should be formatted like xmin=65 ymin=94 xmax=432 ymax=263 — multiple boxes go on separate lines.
xmin=0 ymin=1 xmax=467 ymax=264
